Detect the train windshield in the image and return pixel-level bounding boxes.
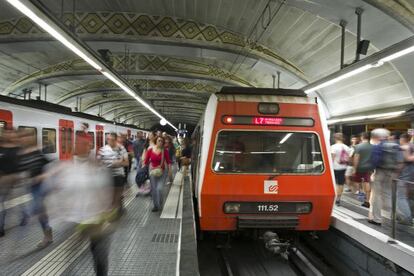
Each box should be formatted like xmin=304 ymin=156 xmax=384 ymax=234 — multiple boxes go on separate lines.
xmin=212 ymin=131 xmax=324 ymax=174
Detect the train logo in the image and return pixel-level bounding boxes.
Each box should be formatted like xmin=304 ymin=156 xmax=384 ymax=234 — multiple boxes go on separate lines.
xmin=264 ymin=180 xmax=278 ymax=194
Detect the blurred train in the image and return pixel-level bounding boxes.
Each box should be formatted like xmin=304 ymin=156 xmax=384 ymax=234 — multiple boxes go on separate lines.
xmin=191 ymin=87 xmax=335 ymax=233
xmin=0 ymin=95 xmax=145 ymax=160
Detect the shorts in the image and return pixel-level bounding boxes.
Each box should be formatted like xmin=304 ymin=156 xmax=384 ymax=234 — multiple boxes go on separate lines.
xmin=353 ymin=172 xmax=371 ymax=183
xmin=345 ymin=166 xmax=354 ymax=177
xmin=334 ymin=169 xmax=346 ymax=185
xmin=113 ymin=175 xmax=125 ymax=187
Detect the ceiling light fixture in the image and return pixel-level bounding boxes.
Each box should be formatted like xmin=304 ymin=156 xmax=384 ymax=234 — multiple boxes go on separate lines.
xmin=6 ymin=0 xmax=177 ymax=130
xmin=327 ymin=110 xmax=406 ymax=125
xmin=303 ymin=35 xmax=414 ymax=94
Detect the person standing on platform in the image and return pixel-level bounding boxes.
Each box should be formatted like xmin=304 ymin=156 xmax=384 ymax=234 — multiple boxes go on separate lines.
xmin=144 ymin=136 xmax=171 ymax=212
xmin=133 ymin=131 xmax=146 ymax=169
xmin=368 ymin=128 xmax=401 ymax=226
xmin=331 ymin=133 xmax=350 ymax=206
xmin=98 ymin=133 xmax=129 ymax=216
xmin=396 ymin=133 xmax=414 ymax=225
xmin=345 ymin=135 xmax=359 ymax=193
xmin=353 ymin=132 xmax=374 ymax=208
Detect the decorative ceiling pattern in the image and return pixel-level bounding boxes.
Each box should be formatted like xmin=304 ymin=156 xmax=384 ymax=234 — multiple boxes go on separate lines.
xmin=0 ymin=0 xmax=413 ymax=128
xmin=0 ymin=12 xmax=304 ymax=79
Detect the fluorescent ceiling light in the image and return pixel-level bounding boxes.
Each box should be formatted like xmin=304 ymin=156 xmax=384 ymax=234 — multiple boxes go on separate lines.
xmin=380 ymin=45 xmax=414 ymax=62
xmin=327 ymin=110 xmax=405 ymax=124
xmin=305 ymin=64 xmax=372 ymax=94
xmin=279 ymin=133 xmax=293 ymax=144
xmin=6 ymin=0 xmax=102 ymax=71
xmin=7 ymin=0 xmax=177 ymax=131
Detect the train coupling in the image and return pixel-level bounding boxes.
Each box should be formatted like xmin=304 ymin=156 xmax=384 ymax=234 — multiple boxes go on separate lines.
xmin=262 ymin=231 xmax=290 ymax=255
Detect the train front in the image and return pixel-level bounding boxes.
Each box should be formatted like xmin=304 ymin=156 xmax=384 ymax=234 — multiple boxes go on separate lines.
xmin=197 ymin=88 xmax=335 ymax=232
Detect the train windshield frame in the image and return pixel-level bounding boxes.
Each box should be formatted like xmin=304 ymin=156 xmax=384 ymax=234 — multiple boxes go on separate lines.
xmin=212 ymin=130 xmax=325 ymax=174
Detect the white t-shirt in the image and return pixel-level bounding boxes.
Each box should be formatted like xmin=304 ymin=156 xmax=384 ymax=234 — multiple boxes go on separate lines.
xmin=330 ymin=143 xmax=350 ymax=170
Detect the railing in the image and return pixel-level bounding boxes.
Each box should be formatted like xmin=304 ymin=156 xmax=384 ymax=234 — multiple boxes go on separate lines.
xmin=389 ymin=179 xmax=414 ymax=243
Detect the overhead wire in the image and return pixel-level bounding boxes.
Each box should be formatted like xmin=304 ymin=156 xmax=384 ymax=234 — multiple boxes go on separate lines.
xmin=229 ymin=0 xmax=287 ymax=78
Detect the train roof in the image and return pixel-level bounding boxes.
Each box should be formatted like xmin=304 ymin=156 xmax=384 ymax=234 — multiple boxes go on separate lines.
xmin=217 ymin=87 xmax=307 ymax=97
xmin=0 ymin=95 xmax=144 ymax=130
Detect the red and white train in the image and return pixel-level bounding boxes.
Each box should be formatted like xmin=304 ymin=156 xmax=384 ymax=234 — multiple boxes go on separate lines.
xmin=192 ymin=87 xmax=335 ymax=233
xmin=0 ymin=95 xmax=145 ymax=160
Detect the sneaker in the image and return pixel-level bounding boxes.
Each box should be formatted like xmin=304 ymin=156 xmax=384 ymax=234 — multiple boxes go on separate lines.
xmin=151 ymin=207 xmax=159 ymax=212
xmin=37 ymin=228 xmax=53 ymax=248
xmin=20 ymin=215 xmax=29 ymax=226
xmin=345 ymin=188 xmax=352 ymax=192
xmin=335 ymin=200 xmax=341 ymax=206
xmin=0 ymin=229 xmax=4 ymax=237
xmin=361 ymin=202 xmax=370 ymax=208
xmin=354 ymin=191 xmax=360 ymax=195
xmin=367 ymin=220 xmax=381 ymax=226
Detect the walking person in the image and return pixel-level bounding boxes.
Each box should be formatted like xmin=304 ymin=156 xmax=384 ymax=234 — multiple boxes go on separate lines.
xmin=331 ymin=133 xmax=350 ymax=206
xmin=396 ymin=133 xmax=414 ymax=225
xmin=98 ymin=133 xmax=129 ymax=216
xmin=368 ymin=129 xmax=401 ymax=226
xmin=144 ymin=136 xmax=172 ymax=212
xmin=0 ymin=129 xmax=20 ymax=237
xmin=353 ymin=132 xmax=374 ymax=208
xmin=18 ymin=129 xmax=53 ymax=248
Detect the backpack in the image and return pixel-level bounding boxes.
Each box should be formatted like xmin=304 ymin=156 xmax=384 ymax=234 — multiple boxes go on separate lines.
xmin=338 ymin=147 xmax=349 ymax=165
xmin=372 ymin=141 xmax=400 ymax=170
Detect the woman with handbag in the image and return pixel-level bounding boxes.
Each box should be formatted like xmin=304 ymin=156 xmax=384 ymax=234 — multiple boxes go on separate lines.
xmin=144 ymin=136 xmax=172 ymax=212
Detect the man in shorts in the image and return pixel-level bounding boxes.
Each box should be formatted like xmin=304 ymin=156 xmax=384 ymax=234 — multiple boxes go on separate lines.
xmin=331 ymin=133 xmax=350 ymax=206
xmin=353 ymin=132 xmax=374 ymax=208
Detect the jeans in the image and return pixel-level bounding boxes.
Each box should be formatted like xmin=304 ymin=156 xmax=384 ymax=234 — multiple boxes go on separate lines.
xmin=397 ymin=180 xmax=412 ymax=222
xmin=149 ymin=173 xmax=166 ymax=209
xmin=22 ymin=184 xmax=50 ymax=231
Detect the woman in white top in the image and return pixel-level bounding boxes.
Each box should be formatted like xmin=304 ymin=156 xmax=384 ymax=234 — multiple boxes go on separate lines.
xmin=331 ymin=133 xmax=351 ymax=206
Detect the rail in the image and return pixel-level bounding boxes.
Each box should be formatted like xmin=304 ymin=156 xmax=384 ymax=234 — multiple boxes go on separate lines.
xmin=389 ymin=179 xmax=414 ymax=242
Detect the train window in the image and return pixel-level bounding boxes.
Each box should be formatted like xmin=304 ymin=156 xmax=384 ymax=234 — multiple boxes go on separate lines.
xmin=104 ymin=132 xmax=110 ymax=144
xmin=67 ymin=128 xmax=73 ymax=154
xmin=42 ymin=128 xmax=56 ymax=154
xmin=18 ymin=126 xmax=37 ymax=144
xmin=61 ymin=127 xmax=66 ymax=154
xmin=76 ymin=131 xmax=95 ymax=150
xmin=212 ymin=131 xmax=324 ymax=174
xmin=88 ymin=132 xmax=95 ymax=149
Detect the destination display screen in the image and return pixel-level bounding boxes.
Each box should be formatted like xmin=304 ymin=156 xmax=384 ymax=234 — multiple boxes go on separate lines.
xmin=222 ymin=116 xmax=314 ymax=127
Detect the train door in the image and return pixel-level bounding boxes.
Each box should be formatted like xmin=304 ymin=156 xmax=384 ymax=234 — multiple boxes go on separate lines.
xmin=59 ymin=119 xmax=74 ymax=160
xmin=96 ymin=125 xmax=104 ymax=152
xmin=0 ymin=109 xmax=13 ymax=130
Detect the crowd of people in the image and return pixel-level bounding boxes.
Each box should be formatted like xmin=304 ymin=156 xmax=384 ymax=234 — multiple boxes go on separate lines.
xmin=0 ymin=125 xmax=192 ymax=276
xmin=331 ymin=129 xmax=414 ymax=226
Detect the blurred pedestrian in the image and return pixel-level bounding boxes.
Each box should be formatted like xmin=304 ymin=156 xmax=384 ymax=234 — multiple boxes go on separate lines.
xmin=368 ymin=128 xmax=402 ymax=226
xmin=331 ymin=133 xmax=350 ymax=206
xmin=18 ymin=129 xmax=52 ymax=248
xmin=144 ymin=136 xmax=171 ymax=212
xmin=353 ymin=132 xmax=374 ymax=208
xmin=98 ymin=133 xmax=129 ymax=216
xmin=0 ymin=129 xmax=20 ymax=237
xmin=397 ymin=133 xmax=414 ymax=225
xmin=345 ymin=135 xmax=359 ymax=193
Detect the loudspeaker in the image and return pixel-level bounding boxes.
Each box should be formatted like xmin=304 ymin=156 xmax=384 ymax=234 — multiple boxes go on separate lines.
xmin=358 ymin=40 xmax=370 ymax=55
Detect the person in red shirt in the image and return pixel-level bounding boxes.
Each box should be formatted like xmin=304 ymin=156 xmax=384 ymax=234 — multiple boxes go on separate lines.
xmin=144 ymin=136 xmax=171 ymax=212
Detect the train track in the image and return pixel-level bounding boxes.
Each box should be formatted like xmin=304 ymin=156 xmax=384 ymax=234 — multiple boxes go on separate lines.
xmin=199 ymin=234 xmax=333 ymax=276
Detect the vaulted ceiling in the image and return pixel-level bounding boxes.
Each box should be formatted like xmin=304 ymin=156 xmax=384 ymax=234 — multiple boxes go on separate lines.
xmin=1 ymin=0 xmax=413 ymax=129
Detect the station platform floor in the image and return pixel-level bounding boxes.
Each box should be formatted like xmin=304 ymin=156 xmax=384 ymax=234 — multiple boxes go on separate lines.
xmin=339 ymin=189 xmax=414 ymax=247
xmin=0 ymin=170 xmax=184 ymax=276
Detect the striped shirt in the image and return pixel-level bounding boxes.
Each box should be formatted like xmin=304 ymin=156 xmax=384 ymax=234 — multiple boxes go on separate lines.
xmin=98 ymin=144 xmax=128 ymax=176
xmin=18 ymin=149 xmax=49 ymax=186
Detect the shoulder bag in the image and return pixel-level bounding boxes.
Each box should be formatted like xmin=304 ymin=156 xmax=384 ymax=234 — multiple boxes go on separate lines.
xmin=149 ymin=149 xmax=164 ymax=177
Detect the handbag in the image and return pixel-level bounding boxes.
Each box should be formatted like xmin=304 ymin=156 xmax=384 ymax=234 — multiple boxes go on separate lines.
xmin=135 ymin=166 xmax=149 ymax=187
xmin=149 ymin=149 xmax=164 ymax=177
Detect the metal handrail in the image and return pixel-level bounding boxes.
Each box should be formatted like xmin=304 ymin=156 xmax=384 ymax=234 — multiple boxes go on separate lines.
xmin=390 ymin=179 xmax=414 ymax=242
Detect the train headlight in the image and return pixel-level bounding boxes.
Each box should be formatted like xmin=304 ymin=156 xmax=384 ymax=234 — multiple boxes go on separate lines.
xmin=296 ymin=203 xmax=312 ymax=214
xmin=224 ymin=203 xmax=241 ymax=214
